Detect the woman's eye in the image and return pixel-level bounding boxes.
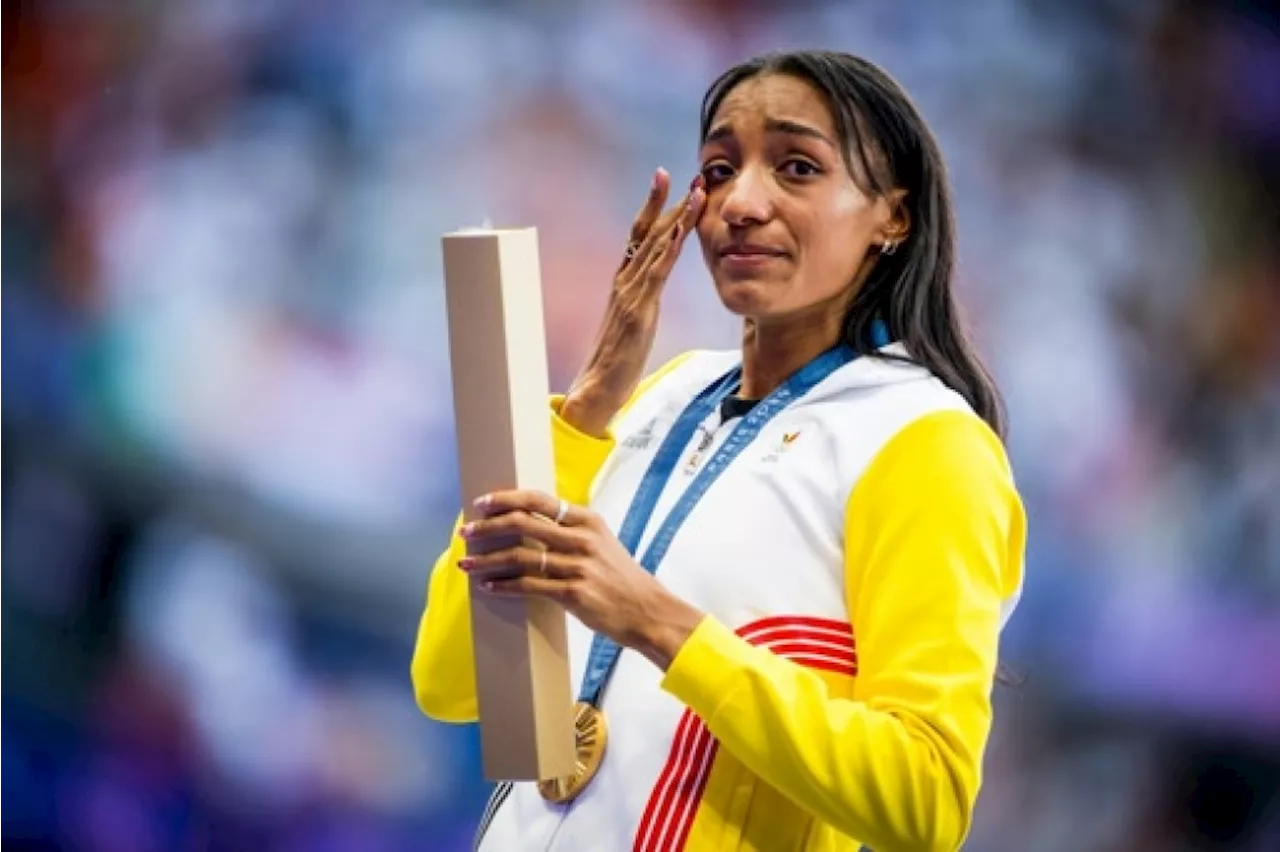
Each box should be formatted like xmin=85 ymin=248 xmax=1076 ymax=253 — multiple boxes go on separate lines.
xmin=702 ymin=163 xmax=734 ymax=183
xmin=780 ymin=159 xmax=821 ymax=178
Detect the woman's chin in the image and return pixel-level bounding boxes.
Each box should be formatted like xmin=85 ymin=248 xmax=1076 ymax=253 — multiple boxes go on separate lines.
xmin=714 ymin=279 xmax=774 ymax=316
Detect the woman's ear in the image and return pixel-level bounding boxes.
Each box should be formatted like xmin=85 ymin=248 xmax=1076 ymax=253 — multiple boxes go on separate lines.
xmin=878 ymin=188 xmax=911 ymax=246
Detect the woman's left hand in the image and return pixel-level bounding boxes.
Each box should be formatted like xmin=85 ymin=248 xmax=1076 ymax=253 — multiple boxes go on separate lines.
xmin=458 ymin=489 xmax=705 ymax=670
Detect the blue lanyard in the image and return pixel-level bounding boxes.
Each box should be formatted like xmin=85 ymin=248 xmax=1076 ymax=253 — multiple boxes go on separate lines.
xmin=576 ymin=329 xmax=884 ymax=707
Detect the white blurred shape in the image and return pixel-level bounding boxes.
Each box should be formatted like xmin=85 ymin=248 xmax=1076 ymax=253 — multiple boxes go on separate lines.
xmin=123 ymin=519 xmax=322 ymax=808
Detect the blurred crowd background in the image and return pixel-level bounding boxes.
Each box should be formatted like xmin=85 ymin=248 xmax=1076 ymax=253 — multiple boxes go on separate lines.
xmin=4 ymin=0 xmax=1278 ymax=849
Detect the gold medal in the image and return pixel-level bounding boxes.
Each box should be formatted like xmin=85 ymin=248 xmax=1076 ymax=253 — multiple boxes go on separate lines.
xmin=538 ymin=701 xmax=608 ymax=804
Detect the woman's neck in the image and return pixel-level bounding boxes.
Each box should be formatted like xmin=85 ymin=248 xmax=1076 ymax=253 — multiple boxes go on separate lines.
xmin=738 ymin=299 xmax=846 ymax=400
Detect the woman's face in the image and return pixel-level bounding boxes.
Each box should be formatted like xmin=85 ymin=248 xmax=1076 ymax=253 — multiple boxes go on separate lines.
xmin=695 ymin=73 xmax=904 ymax=323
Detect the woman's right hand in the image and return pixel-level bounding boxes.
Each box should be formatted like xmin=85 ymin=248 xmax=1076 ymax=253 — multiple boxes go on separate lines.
xmin=560 ymin=169 xmax=706 ymax=438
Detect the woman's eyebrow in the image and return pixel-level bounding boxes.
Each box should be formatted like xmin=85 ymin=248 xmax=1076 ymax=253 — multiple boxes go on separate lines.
xmin=703 ymin=119 xmax=835 ymax=149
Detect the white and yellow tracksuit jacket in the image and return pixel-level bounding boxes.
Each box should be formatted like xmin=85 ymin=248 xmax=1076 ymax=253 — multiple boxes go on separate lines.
xmin=412 ymin=344 xmax=1026 ymax=852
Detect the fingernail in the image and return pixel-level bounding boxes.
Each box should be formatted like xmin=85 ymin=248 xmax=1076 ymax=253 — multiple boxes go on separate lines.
xmin=652 ymin=169 xmax=663 ymax=191
xmin=689 ymin=174 xmax=705 ymax=192
xmin=474 ymin=494 xmax=491 ymax=510
xmin=460 ymin=523 xmax=476 ymax=539
xmin=458 ymin=557 xmax=475 ymax=570
xmin=481 ymin=581 xmax=496 ymax=593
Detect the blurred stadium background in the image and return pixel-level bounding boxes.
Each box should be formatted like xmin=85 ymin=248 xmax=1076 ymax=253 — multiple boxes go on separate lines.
xmin=3 ymin=0 xmax=1278 ymax=849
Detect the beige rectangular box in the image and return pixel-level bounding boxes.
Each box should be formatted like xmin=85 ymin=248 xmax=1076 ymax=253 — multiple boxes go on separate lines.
xmin=441 ymin=226 xmax=575 ymax=781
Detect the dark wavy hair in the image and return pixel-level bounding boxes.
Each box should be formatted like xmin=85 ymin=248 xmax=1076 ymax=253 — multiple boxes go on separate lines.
xmin=700 ymin=50 xmax=1007 ymax=439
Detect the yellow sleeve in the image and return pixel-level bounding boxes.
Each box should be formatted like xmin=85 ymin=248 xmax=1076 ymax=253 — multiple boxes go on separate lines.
xmin=660 ymin=409 xmax=1026 ymax=852
xmin=411 ymin=352 xmax=696 ymax=723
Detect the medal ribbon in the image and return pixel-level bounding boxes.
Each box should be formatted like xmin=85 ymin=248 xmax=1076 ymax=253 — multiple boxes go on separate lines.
xmin=576 ymin=323 xmax=889 ymax=706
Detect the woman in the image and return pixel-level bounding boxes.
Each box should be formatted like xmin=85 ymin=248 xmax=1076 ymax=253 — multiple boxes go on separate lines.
xmin=412 ymin=50 xmax=1025 ymax=852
